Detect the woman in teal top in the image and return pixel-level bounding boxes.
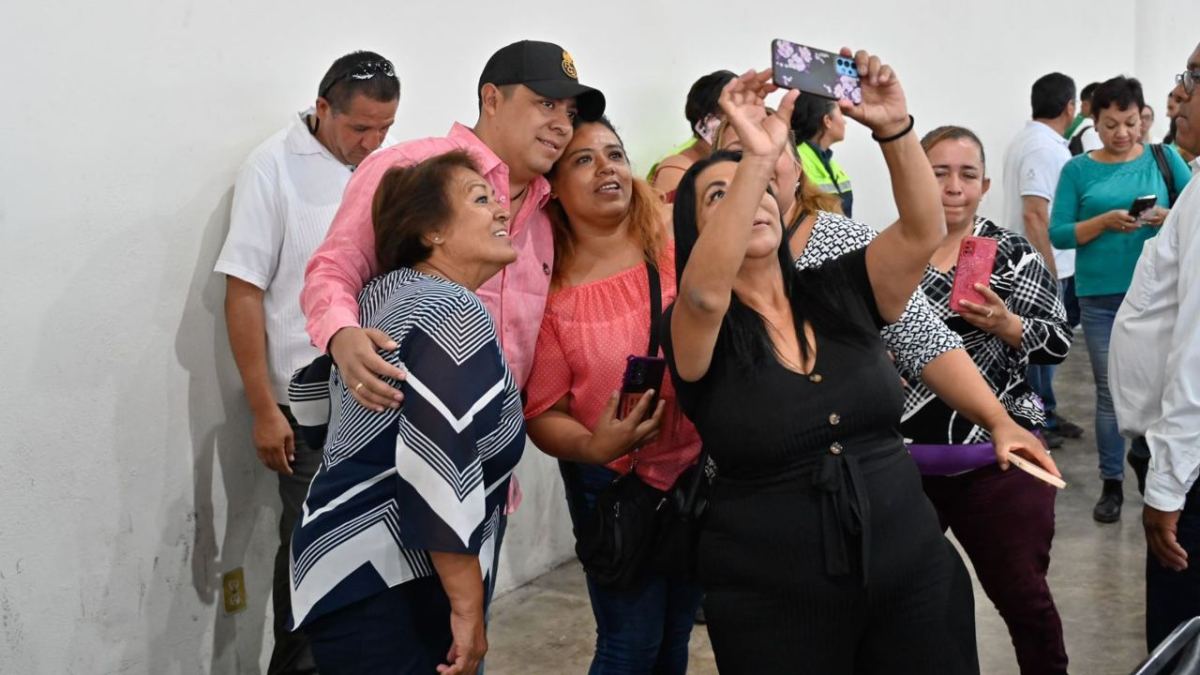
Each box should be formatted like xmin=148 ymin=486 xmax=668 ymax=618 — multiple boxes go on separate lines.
xmin=1048 ymin=76 xmax=1192 ymax=525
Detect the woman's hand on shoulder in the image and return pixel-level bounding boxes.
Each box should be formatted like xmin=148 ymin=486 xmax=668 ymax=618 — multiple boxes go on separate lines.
xmin=718 ymin=69 xmax=798 ymax=162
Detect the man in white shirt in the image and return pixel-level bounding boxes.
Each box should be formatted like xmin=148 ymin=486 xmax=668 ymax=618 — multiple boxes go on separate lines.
xmin=1110 ymin=41 xmax=1200 ymax=649
xmin=213 ymin=50 xmax=399 ymax=674
xmin=1068 ymin=81 xmax=1104 ymax=156
xmin=1002 ymin=72 xmax=1086 ymax=450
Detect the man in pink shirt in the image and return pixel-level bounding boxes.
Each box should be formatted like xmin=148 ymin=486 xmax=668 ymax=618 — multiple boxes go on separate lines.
xmin=301 ymin=40 xmax=605 ymax=410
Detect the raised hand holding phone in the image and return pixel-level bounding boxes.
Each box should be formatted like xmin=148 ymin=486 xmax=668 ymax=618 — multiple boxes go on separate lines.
xmin=835 ymin=48 xmax=910 ymax=139
xmin=718 ymin=69 xmax=799 ymax=161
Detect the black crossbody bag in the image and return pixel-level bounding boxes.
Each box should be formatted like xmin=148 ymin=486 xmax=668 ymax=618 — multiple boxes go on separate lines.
xmin=574 ymin=263 xmax=710 ymax=589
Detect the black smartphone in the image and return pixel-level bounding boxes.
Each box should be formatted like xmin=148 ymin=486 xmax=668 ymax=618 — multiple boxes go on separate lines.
xmin=617 ymin=355 xmax=666 ymax=421
xmin=770 ymin=39 xmax=863 ymax=104
xmin=1129 ymin=194 xmax=1158 ymax=218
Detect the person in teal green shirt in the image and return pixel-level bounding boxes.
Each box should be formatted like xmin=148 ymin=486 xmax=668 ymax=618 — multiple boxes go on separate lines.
xmin=1047 ymin=75 xmax=1193 ymax=525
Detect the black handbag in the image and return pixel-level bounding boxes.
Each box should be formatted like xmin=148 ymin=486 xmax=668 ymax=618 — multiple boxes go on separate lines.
xmin=648 ymin=448 xmax=710 ymax=580
xmin=574 ymin=466 xmax=668 ymax=589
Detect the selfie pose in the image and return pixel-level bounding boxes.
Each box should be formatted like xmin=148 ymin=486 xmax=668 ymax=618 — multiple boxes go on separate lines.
xmin=665 ymin=50 xmax=1059 ymax=673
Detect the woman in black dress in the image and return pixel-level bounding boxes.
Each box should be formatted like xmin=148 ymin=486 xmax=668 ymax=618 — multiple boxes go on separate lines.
xmin=663 ymin=53 xmax=1061 ymax=673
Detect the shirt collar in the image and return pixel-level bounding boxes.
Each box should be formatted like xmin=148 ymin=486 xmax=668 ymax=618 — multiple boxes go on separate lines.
xmin=1028 ymin=120 xmax=1069 ymax=147
xmin=286 ymin=109 xmax=328 ymax=156
xmin=286 ymin=108 xmax=356 ymax=168
xmin=447 ymin=122 xmax=552 ymax=208
xmin=806 ymin=139 xmax=834 ymax=161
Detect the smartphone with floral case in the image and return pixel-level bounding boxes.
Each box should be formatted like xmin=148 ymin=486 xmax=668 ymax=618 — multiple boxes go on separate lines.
xmin=771 ymin=39 xmax=862 ymax=104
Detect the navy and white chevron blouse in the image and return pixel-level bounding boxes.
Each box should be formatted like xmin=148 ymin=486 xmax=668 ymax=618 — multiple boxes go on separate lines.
xmin=288 ymin=268 xmax=526 ymax=629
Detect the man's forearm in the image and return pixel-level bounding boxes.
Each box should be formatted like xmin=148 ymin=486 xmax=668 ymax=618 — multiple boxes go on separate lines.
xmin=225 ymin=278 xmax=277 ymax=415
xmin=1023 ymin=209 xmax=1058 ymax=279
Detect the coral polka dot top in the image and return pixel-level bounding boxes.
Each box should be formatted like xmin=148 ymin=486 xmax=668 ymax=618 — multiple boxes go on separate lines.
xmin=524 ymin=247 xmax=701 ymax=490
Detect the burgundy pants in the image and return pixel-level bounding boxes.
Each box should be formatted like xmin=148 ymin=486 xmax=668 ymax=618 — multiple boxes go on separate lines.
xmin=922 ymin=464 xmax=1068 ymax=675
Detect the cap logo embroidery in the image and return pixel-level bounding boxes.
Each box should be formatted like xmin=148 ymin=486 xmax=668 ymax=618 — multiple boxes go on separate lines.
xmin=561 ymin=50 xmax=578 ymax=80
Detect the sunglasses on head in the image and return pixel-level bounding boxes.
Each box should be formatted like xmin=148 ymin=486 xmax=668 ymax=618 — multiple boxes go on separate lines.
xmin=319 ymin=60 xmax=396 ymax=99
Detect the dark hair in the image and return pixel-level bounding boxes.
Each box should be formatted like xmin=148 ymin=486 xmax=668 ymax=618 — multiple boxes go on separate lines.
xmin=546 ymin=115 xmax=666 ymax=280
xmin=790 ymin=95 xmax=838 ymax=142
xmin=1165 ymin=116 xmax=1178 ymax=145
xmin=1030 ymin=72 xmax=1076 ymax=119
xmin=671 ymin=151 xmax=869 ymax=369
xmin=920 ymin=125 xmax=987 ymax=169
xmin=685 ymin=70 xmax=737 ymax=138
xmin=317 ymin=51 xmax=400 ymax=113
xmin=373 ymin=151 xmax=479 ymax=273
xmin=1090 ymin=76 xmax=1144 ymax=119
xmin=1080 ymin=81 xmax=1101 ymax=104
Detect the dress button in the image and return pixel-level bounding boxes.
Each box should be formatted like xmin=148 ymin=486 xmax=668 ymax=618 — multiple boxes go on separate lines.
xmin=829 ymin=413 xmax=841 ymax=426
xmin=809 ymin=373 xmax=823 ymax=383
xmin=830 ymin=442 xmax=843 ymax=455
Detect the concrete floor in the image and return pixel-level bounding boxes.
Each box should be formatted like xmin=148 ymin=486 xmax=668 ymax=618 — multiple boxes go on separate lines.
xmin=486 ymin=338 xmax=1152 ymax=674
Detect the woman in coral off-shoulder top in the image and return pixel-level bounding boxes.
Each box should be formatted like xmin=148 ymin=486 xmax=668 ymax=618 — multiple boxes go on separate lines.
xmin=524 ymin=116 xmax=704 ymax=675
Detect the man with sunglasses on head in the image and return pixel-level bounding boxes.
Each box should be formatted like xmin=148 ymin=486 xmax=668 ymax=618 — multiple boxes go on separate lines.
xmin=300 ymin=40 xmax=604 ymax=407
xmin=213 ymin=50 xmax=399 ymax=675
xmin=1110 ymin=42 xmax=1200 ymax=650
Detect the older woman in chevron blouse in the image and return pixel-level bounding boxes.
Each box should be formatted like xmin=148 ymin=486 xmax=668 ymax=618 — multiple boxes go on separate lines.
xmin=288 ymin=150 xmax=524 ymax=674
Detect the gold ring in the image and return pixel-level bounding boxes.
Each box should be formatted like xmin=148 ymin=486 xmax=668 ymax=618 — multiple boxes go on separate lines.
xmin=355 ymin=382 xmax=365 ymax=393
xmin=986 ymin=309 xmax=995 ymax=318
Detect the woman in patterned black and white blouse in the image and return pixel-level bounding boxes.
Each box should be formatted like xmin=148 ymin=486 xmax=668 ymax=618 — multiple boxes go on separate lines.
xmin=288 ymin=151 xmax=526 ymax=675
xmin=909 ymin=126 xmax=1072 ymax=674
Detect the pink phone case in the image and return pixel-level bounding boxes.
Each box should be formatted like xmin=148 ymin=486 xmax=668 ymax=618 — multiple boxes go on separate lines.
xmin=949 ymin=236 xmax=999 ymax=313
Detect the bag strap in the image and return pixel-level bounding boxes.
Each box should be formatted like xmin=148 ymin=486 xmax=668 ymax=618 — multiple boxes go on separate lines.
xmin=680 ymin=448 xmax=710 ymax=513
xmin=646 ymin=262 xmax=662 ymax=356
xmin=1150 ymin=143 xmax=1180 ymax=207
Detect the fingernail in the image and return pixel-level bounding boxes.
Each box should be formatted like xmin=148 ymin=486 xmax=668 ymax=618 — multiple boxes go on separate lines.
xmin=386 ymin=341 xmax=397 ymax=349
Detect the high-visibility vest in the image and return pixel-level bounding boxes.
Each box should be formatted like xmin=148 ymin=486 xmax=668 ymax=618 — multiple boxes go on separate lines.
xmin=797 ymin=141 xmax=853 ymax=217
xmin=647 ymin=137 xmax=697 ymax=181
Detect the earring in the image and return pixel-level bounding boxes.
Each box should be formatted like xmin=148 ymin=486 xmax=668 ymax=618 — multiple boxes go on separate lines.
xmin=549 ymin=192 xmax=558 ymax=199
xmin=432 ymin=236 xmax=443 ymax=243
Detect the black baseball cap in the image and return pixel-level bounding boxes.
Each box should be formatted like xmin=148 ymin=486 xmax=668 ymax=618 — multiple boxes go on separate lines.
xmin=478 ymin=40 xmax=606 ymax=121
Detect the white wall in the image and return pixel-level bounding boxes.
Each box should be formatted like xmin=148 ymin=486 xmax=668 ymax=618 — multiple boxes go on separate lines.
xmin=0 ymin=2 xmax=1195 ymax=672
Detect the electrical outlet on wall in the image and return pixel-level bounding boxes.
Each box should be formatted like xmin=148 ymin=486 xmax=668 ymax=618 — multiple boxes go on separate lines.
xmin=222 ymin=568 xmax=248 ymax=614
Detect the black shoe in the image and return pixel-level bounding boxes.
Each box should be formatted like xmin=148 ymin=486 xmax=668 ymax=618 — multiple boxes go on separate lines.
xmin=1093 ymin=479 xmax=1124 ymax=523
xmin=1053 ymin=415 xmax=1085 ymax=439
xmin=1043 ymin=429 xmax=1065 ymax=449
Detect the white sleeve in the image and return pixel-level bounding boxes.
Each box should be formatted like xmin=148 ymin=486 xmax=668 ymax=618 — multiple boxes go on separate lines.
xmin=1018 ymin=149 xmax=1066 ymax=201
xmin=1080 ymin=127 xmax=1103 ymax=153
xmin=1144 ymin=204 xmax=1200 ymax=511
xmin=213 ymin=157 xmax=284 ymax=289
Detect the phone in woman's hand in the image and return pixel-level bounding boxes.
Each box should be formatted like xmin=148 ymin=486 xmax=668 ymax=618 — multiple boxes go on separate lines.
xmin=949 ymin=236 xmax=999 ymax=314
xmin=771 ymin=39 xmax=863 ymax=105
xmin=618 ymin=356 xmax=666 ymax=421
